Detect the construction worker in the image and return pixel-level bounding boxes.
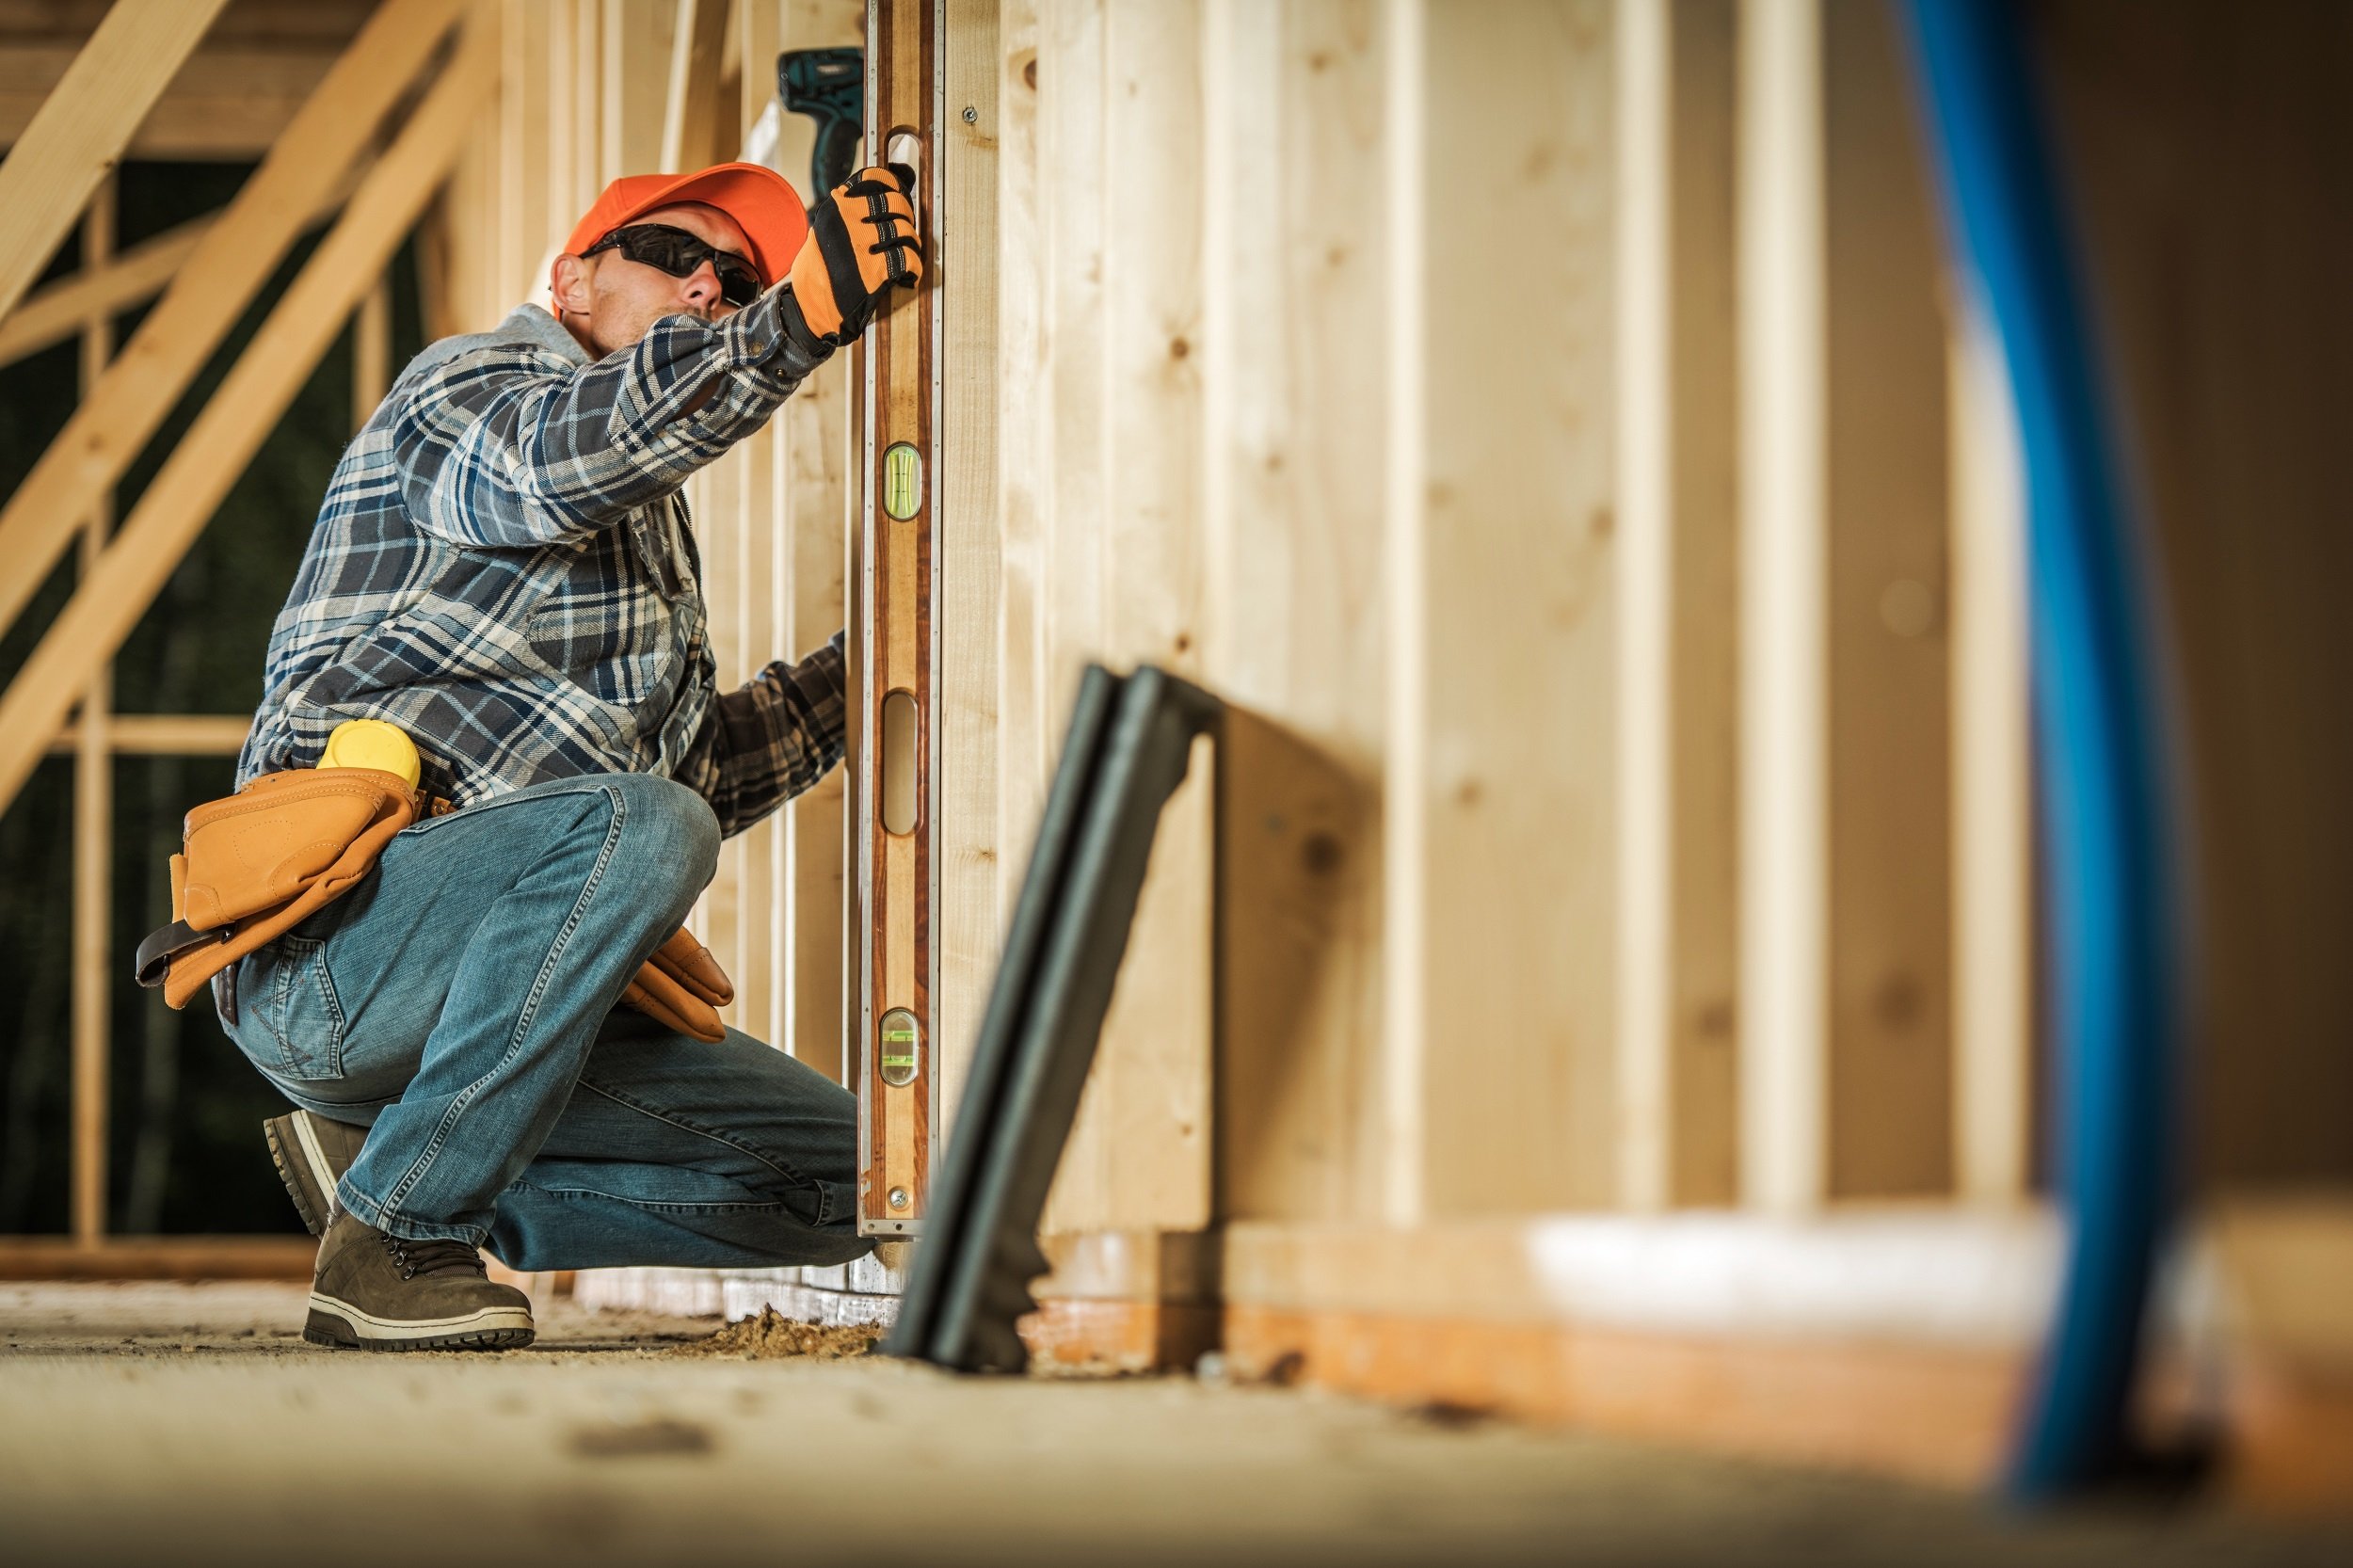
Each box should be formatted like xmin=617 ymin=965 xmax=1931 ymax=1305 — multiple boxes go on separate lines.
xmin=222 ymin=162 xmax=920 ymax=1351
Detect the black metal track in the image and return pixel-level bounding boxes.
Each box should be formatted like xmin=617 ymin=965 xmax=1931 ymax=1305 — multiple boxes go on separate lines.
xmin=884 ymin=664 xmax=1221 ymax=1371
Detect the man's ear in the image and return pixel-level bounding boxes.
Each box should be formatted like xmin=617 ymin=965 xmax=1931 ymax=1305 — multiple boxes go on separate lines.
xmin=550 ymin=252 xmax=594 ymax=315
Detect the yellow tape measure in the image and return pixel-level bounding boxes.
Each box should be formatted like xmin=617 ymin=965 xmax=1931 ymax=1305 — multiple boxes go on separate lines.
xmin=318 ymin=718 xmax=421 ymax=790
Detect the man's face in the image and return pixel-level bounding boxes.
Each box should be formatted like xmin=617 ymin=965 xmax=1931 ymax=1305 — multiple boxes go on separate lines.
xmin=551 ymin=201 xmax=758 ymax=358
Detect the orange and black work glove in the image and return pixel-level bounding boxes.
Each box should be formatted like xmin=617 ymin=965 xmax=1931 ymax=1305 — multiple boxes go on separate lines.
xmin=782 ymin=163 xmax=923 ymax=356
xmin=619 ymin=927 xmax=735 ymax=1045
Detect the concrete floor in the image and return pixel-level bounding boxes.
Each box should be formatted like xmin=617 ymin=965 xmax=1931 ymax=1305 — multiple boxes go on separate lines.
xmin=1 ymin=1282 xmax=2343 ymax=1568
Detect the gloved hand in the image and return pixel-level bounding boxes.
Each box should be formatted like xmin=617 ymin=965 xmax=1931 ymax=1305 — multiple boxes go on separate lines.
xmin=619 ymin=926 xmax=735 ymax=1044
xmin=781 ymin=163 xmax=923 ymax=355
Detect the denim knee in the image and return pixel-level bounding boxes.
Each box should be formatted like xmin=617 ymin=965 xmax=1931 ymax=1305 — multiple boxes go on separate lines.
xmin=597 ymin=774 xmax=721 ymax=907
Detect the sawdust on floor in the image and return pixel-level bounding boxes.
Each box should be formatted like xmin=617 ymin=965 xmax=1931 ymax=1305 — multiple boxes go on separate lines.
xmin=668 ymin=1304 xmax=880 ymax=1360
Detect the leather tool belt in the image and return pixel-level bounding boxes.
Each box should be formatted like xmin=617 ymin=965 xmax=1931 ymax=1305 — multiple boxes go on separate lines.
xmin=133 ymin=769 xmax=735 ymax=1043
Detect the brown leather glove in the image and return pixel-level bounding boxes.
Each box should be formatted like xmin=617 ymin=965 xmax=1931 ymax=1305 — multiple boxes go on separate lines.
xmin=618 ymin=927 xmax=735 ymax=1044
xmin=781 ymin=163 xmax=923 ymax=353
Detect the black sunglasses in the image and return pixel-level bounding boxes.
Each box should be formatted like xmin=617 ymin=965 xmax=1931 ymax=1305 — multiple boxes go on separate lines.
xmin=584 ymin=223 xmax=764 ymax=307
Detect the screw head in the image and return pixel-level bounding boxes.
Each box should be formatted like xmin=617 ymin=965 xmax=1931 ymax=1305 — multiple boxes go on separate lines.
xmin=888 ymin=1186 xmax=910 ymax=1210
xmin=962 ymin=104 xmax=978 ymax=124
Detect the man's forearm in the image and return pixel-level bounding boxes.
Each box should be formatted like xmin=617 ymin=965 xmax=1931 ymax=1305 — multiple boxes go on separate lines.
xmin=680 ymin=632 xmax=848 ymax=838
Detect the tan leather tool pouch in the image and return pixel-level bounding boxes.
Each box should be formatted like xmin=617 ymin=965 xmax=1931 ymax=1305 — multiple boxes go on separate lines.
xmin=134 ymin=768 xmax=421 ymax=1012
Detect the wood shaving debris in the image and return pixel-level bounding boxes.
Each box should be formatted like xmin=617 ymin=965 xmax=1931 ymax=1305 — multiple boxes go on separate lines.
xmin=669 ymin=1306 xmax=880 ymax=1361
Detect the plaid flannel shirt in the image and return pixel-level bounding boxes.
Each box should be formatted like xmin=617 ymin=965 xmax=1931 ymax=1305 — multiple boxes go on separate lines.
xmin=238 ymin=297 xmax=842 ymax=838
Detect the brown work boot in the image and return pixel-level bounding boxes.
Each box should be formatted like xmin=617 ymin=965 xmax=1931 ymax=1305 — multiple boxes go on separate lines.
xmin=305 ymin=1209 xmax=535 ymax=1352
xmin=264 ymin=1110 xmax=369 ymax=1238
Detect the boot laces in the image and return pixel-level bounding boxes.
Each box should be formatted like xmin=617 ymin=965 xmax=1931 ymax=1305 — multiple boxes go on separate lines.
xmin=380 ymin=1233 xmax=486 ymax=1281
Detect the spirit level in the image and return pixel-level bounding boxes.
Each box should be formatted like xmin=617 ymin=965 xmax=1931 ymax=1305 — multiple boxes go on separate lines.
xmin=851 ymin=0 xmax=939 ymax=1237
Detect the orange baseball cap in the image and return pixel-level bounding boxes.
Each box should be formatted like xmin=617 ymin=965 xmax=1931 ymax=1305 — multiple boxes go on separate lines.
xmin=562 ymin=163 xmax=809 ymax=287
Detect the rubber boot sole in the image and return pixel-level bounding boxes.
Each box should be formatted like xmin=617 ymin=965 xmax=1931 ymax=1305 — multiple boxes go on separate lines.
xmin=303 ymin=1293 xmax=536 ymax=1352
xmin=264 ymin=1113 xmax=339 ymax=1240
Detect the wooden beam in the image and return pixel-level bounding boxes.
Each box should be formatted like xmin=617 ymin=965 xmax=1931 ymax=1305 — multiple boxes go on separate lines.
xmin=935 ymin=0 xmax=1001 ymax=1138
xmin=1615 ymin=0 xmax=1673 ymax=1212
xmin=0 ymin=1236 xmax=315 ymax=1280
xmin=779 ymin=0 xmax=858 ymax=1083
xmin=1379 ymin=0 xmax=1427 ymax=1227
xmin=994 ymin=0 xmax=1045 ymax=949
xmin=496 ymin=0 xmax=552 ymax=313
xmin=728 ymin=0 xmax=779 ymax=1060
xmin=69 ymin=173 xmax=111 ymax=1249
xmin=0 ymin=0 xmax=467 ymax=647
xmin=601 ymin=0 xmax=675 ymax=183
xmin=0 ymin=213 xmax=200 ymax=368
xmin=659 ymin=0 xmax=732 ymax=171
xmin=1412 ymin=0 xmax=1621 ymax=1217
xmin=0 ymin=43 xmax=344 ymax=160
xmin=0 ymin=2 xmax=376 ymax=51
xmin=1737 ymin=0 xmax=1827 ymax=1213
xmin=0 ymin=10 xmax=500 ymax=818
xmin=0 ymin=0 xmax=228 ymax=323
xmin=1203 ymin=0 xmax=1390 ymax=1225
xmin=1822 ymin=0 xmax=1953 ymax=1198
xmin=1949 ymin=303 xmax=2031 ymax=1204
xmin=0 ymin=174 xmax=361 ymax=368
xmin=1662 ymin=0 xmax=1742 ymax=1208
xmin=1085 ymin=0 xmax=1211 ymax=1232
xmin=351 ymin=272 xmax=390 ymax=434
xmin=49 ymin=712 xmax=250 ymax=756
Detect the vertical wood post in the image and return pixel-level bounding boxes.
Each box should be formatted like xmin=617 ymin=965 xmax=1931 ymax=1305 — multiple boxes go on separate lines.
xmin=935 ymin=0 xmax=1002 ymax=1135
xmin=1949 ymin=306 xmax=2031 ymax=1204
xmin=1737 ymin=0 xmax=1828 ymax=1213
xmin=1205 ymin=0 xmax=1390 ymax=1225
xmin=1379 ymin=0 xmax=1427 ymax=1226
xmin=1405 ymin=0 xmax=1621 ymax=1218
xmin=71 ymin=180 xmax=116 ymax=1249
xmin=775 ymin=0 xmax=863 ymax=1083
xmin=353 ymin=275 xmax=392 ymax=433
xmin=1616 ymin=0 xmax=1673 ymax=1212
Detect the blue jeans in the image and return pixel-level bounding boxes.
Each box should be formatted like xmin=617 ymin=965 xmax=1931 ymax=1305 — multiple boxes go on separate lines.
xmin=220 ymin=772 xmax=871 ymax=1272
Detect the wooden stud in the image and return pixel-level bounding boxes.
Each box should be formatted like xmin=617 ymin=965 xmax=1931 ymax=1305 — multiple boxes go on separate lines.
xmin=69 ymin=177 xmax=114 ymax=1250
xmin=601 ymin=0 xmax=677 ymax=184
xmin=0 ymin=10 xmax=502 ymax=817
xmin=731 ymin=0 xmax=783 ymax=1054
xmin=1949 ymin=305 xmax=2031 ymax=1205
xmin=1616 ymin=0 xmax=1673 ymax=1213
xmin=994 ymin=0 xmax=1046 ymax=941
xmin=1410 ymin=0 xmax=1621 ymax=1217
xmin=1203 ymin=0 xmax=1389 ymax=1225
xmin=0 ymin=41 xmax=351 ymax=162
xmin=1823 ymin=0 xmax=1952 ymax=1197
xmin=1026 ymin=0 xmax=1112 ymax=1237
xmin=1378 ymin=0 xmax=1427 ymax=1227
xmin=352 ymin=273 xmax=392 ymax=434
xmin=1737 ymin=0 xmax=1827 ymax=1213
xmin=1085 ymin=0 xmax=1212 ymax=1234
xmin=498 ymin=0 xmax=553 ymax=313
xmin=0 ymin=0 xmax=229 ymax=325
xmin=0 ymin=1236 xmax=317 ymax=1281
xmin=660 ymin=0 xmax=734 ymax=171
xmin=0 ymin=0 xmax=471 ymax=646
xmin=1662 ymin=0 xmax=1742 ymax=1208
xmin=935 ymin=0 xmax=1003 ymax=1144
xmin=48 ymin=714 xmax=251 ymax=757
xmin=0 ymin=216 xmax=203 ymax=370
xmin=777 ymin=0 xmax=863 ymax=1085
xmin=1621 ymin=0 xmax=1742 ymax=1210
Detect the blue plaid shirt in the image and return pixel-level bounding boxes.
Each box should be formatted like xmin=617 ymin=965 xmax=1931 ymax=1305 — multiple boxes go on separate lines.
xmin=238 ymin=297 xmax=842 ymax=837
